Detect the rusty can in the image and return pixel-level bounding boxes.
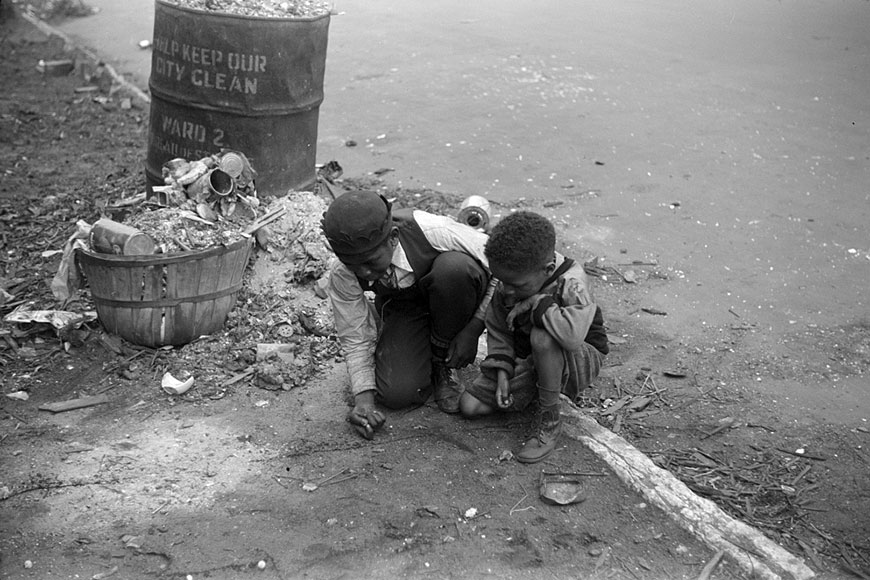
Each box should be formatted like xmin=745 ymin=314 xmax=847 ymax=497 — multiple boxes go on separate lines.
xmin=90 ymin=218 xmax=156 ymax=255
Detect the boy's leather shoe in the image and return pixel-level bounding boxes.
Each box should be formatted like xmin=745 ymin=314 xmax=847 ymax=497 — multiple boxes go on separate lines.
xmin=515 ymin=404 xmax=562 ymax=463
xmin=432 ymin=361 xmax=463 ymax=414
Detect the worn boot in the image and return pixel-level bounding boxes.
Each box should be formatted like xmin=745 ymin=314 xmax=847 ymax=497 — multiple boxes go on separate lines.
xmin=515 ymin=404 xmax=562 ymax=463
xmin=431 ymin=360 xmax=463 ymax=414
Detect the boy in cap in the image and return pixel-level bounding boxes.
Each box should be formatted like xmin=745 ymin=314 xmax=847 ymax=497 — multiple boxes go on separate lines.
xmin=321 ymin=190 xmax=494 ymax=439
xmin=459 ymin=211 xmax=608 ymax=463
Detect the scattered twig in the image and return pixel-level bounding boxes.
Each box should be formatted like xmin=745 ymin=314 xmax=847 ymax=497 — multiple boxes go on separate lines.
xmin=221 ymin=368 xmax=255 ymax=387
xmin=790 ymin=465 xmax=812 ymax=486
xmin=839 ymin=543 xmax=870 ymax=580
xmin=151 ymin=500 xmax=171 ymax=514
xmin=696 ymin=549 xmax=725 ymax=580
xmin=614 ymin=376 xmax=624 ymax=398
xmin=319 ymin=473 xmax=358 ymax=486
xmin=541 ymin=470 xmax=608 ymax=477
xmin=173 ymin=236 xmax=192 ymax=251
xmin=509 ymin=483 xmax=530 ymax=515
xmin=797 ymin=539 xmax=826 ymax=571
xmin=308 ymin=467 xmax=351 ymax=488
xmin=616 ymin=555 xmax=641 ymax=579
xmin=641 ymin=307 xmax=667 ymax=316
xmin=747 ymin=422 xmax=776 ymax=433
xmin=2 ymin=407 xmax=28 ymax=424
xmin=1 ymin=477 xmax=115 ymax=502
xmin=149 ymin=348 xmax=165 ymax=368
xmin=243 ymin=206 xmax=287 ymax=235
xmin=699 ymin=417 xmax=736 ymax=440
xmin=776 ymin=448 xmax=827 ymax=461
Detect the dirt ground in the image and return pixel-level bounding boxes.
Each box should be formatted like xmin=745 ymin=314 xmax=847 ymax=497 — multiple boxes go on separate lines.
xmin=1 ymin=3 xmax=869 ymax=580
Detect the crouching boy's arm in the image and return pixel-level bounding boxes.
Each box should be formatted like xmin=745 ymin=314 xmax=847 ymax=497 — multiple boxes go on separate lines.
xmin=326 ymin=262 xmax=386 ymax=439
xmin=531 ymin=275 xmax=605 ymax=352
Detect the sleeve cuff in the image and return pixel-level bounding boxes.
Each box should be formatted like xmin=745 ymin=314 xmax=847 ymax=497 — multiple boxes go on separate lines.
xmin=532 ymin=296 xmax=556 ymax=327
xmin=481 ymin=354 xmax=516 ymax=379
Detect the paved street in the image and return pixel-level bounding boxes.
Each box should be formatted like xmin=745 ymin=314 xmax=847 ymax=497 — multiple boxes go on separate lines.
xmin=55 ymin=0 xmax=870 ymax=418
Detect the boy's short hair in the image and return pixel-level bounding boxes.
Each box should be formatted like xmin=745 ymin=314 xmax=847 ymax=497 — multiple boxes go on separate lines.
xmin=485 ymin=211 xmax=555 ymax=271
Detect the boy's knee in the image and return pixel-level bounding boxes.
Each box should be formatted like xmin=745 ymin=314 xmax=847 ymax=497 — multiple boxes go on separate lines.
xmin=376 ymin=377 xmax=432 ymax=409
xmin=431 ymin=251 xmax=471 ymax=272
xmin=530 ymin=327 xmax=559 ymax=352
xmin=459 ymin=392 xmax=493 ymax=418
xmin=378 ymin=388 xmax=432 ymax=410
xmin=430 ymin=252 xmax=487 ymax=286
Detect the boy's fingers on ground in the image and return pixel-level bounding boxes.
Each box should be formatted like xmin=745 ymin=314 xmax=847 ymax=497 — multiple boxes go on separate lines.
xmin=353 ymin=422 xmax=374 ymax=440
xmin=368 ymin=412 xmax=385 ymax=428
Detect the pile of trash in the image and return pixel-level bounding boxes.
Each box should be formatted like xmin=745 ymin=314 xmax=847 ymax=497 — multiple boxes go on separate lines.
xmin=163 ymin=0 xmax=332 ymax=18
xmin=47 ymin=150 xmax=276 ymax=301
xmin=132 ymin=150 xmax=262 ymax=252
xmin=95 ymin=149 xmax=276 ymax=255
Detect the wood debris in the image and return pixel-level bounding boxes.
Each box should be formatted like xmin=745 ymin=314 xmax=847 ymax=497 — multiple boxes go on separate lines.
xmin=38 ymin=394 xmax=110 ymax=413
xmin=645 ymin=443 xmax=848 ymax=569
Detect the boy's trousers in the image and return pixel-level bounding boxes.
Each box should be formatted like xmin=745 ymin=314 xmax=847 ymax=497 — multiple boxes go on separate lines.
xmin=373 ymin=251 xmax=488 ymax=408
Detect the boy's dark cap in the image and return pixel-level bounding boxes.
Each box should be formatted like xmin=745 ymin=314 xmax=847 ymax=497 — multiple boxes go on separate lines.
xmin=321 ymin=190 xmax=393 ymax=256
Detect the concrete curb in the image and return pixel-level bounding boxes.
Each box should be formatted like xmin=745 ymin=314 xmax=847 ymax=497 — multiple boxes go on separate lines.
xmin=18 ymin=9 xmax=151 ymax=105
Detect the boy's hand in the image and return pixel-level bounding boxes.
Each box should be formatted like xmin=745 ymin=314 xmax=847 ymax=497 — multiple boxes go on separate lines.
xmin=446 ymin=318 xmax=485 ymax=368
xmin=496 ymin=371 xmax=513 ymax=409
xmin=506 ymin=294 xmax=545 ymax=330
xmin=347 ymin=391 xmax=385 ymax=440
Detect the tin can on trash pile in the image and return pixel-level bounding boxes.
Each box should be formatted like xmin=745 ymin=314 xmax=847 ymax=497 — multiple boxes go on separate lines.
xmin=219 ymin=152 xmax=246 ymax=179
xmin=457 ymin=195 xmax=492 ymax=232
xmin=90 ymin=218 xmax=156 ymax=256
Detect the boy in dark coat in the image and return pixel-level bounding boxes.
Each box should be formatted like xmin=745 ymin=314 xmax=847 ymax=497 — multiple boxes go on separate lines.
xmin=460 ymin=211 xmax=608 ymax=463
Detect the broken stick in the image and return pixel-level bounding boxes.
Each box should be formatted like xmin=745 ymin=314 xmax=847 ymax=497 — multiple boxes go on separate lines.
xmin=243 ymin=206 xmax=287 ymax=236
xmin=38 ymin=394 xmax=110 ymax=414
xmin=560 ymin=397 xmax=815 ymax=580
xmin=697 ymin=549 xmax=725 ymax=580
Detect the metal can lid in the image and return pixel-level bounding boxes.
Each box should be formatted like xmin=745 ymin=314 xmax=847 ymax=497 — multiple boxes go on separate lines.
xmin=123 ymin=234 xmax=157 ymax=256
xmin=219 ymin=153 xmax=245 ymax=179
xmin=457 ymin=206 xmax=490 ymax=231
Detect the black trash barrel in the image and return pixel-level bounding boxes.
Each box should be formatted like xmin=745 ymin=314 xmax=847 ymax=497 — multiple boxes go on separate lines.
xmin=146 ymin=0 xmax=329 ymax=197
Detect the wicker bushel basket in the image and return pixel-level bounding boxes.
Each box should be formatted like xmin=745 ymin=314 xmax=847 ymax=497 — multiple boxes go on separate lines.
xmin=76 ymin=238 xmax=254 ymax=347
